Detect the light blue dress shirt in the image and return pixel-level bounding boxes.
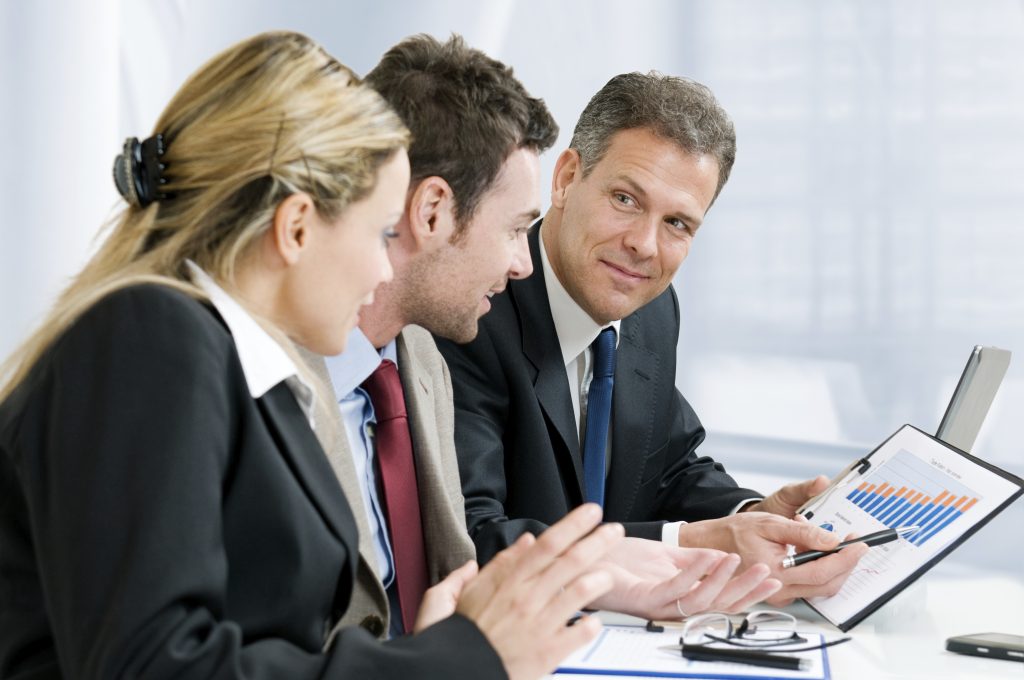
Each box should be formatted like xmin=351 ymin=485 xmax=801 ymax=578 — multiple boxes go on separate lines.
xmin=324 ymin=329 xmax=402 ymax=634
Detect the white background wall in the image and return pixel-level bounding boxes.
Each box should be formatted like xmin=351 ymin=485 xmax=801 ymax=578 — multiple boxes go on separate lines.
xmin=2 ymin=0 xmax=1022 ymax=574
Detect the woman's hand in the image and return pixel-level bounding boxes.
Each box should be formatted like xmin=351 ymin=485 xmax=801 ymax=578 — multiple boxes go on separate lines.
xmin=454 ymin=504 xmax=621 ymax=680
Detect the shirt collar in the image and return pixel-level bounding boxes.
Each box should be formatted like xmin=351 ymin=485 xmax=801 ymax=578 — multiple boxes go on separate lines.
xmin=186 ymin=261 xmax=316 ymax=424
xmin=324 ymin=328 xmax=399 ymax=402
xmin=539 ymin=229 xmax=621 ymax=367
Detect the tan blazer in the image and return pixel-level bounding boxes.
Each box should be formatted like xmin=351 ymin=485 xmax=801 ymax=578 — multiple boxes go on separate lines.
xmin=300 ymin=325 xmax=476 ymax=639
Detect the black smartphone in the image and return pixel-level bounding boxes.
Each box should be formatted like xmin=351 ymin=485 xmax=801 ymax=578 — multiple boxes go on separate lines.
xmin=946 ymin=632 xmax=1024 ymax=662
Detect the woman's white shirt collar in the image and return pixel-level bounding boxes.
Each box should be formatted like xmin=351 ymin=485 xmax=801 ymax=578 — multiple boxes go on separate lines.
xmin=186 ymin=261 xmax=316 ymax=429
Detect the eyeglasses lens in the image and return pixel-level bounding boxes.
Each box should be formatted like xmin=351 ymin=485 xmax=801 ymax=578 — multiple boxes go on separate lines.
xmin=681 ymin=614 xmax=732 ymax=645
xmin=741 ymin=611 xmax=798 ymax=642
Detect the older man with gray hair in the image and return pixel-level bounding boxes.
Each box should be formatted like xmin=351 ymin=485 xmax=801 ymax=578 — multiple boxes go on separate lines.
xmin=439 ymin=71 xmax=868 ymax=607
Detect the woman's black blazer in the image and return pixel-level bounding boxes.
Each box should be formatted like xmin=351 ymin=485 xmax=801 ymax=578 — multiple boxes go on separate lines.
xmin=0 ymin=284 xmax=503 ymax=680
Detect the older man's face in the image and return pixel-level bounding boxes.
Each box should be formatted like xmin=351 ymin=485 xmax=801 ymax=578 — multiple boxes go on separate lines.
xmin=544 ymin=127 xmax=719 ymax=325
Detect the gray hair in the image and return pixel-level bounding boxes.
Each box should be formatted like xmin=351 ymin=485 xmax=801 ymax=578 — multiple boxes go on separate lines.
xmin=569 ymin=71 xmax=736 ymax=203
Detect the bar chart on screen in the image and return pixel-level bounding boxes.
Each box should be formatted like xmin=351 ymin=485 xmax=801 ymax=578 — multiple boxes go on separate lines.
xmin=846 ymin=450 xmax=982 ymax=547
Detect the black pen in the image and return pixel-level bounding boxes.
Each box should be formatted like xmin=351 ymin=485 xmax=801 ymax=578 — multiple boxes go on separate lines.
xmin=782 ymin=525 xmax=920 ymax=568
xmin=681 ymin=644 xmax=809 ymax=671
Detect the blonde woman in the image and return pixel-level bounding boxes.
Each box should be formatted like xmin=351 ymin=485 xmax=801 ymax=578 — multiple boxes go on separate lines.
xmin=0 ymin=31 xmax=620 ymax=680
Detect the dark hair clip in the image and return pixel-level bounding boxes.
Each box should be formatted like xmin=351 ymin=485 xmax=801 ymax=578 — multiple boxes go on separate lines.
xmin=112 ymin=134 xmax=171 ymax=208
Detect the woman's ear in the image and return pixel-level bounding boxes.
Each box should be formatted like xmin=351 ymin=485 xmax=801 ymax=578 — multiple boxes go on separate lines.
xmin=270 ymin=192 xmax=317 ymax=265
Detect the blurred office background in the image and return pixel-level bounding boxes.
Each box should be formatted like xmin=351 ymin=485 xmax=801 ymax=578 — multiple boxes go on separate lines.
xmin=2 ymin=0 xmax=1023 ymax=575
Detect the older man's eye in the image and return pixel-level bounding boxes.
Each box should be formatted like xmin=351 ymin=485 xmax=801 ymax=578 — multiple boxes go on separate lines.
xmin=666 ymin=217 xmax=695 ymax=236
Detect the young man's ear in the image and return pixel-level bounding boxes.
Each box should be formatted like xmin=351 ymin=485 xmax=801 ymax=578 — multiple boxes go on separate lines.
xmin=270 ymin=192 xmax=316 ymax=265
xmin=407 ymin=176 xmax=457 ymax=251
xmin=551 ymin=148 xmax=581 ymax=210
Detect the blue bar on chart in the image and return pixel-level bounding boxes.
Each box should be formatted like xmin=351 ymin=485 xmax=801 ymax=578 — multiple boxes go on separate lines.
xmin=843 ymin=450 xmax=981 ymax=547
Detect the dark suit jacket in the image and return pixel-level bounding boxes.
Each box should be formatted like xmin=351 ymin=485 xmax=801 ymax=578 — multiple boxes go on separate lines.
xmin=0 ymin=285 xmax=504 ymax=680
xmin=437 ymin=226 xmax=761 ymax=563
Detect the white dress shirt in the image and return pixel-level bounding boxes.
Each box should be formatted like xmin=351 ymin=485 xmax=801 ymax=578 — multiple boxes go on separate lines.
xmin=538 ymin=237 xmax=621 ymax=441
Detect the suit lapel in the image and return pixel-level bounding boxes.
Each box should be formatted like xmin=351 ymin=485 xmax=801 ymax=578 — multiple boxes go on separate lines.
xmin=257 ymin=382 xmax=358 ymax=548
xmin=604 ymin=314 xmax=658 ymax=519
xmin=396 ymin=328 xmax=475 ymax=582
xmin=514 ymin=228 xmax=584 ymax=495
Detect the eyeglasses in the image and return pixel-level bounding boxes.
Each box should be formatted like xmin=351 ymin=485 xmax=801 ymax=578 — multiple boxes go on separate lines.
xmin=680 ymin=611 xmax=851 ymax=653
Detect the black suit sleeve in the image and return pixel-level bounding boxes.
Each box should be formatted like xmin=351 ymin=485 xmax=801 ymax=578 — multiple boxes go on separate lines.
xmin=5 ymin=287 xmax=504 ymax=680
xmin=643 ymin=287 xmax=762 ymax=523
xmin=650 ymin=387 xmax=762 ymax=522
xmin=436 ymin=322 xmax=552 ymax=564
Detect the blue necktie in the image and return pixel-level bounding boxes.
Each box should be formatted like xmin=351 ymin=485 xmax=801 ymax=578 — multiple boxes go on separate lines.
xmin=583 ymin=327 xmax=616 ymax=506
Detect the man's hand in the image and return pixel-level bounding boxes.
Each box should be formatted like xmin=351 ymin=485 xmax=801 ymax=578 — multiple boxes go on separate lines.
xmin=454 ymin=504 xmax=622 ymax=680
xmin=586 ymin=537 xmax=780 ymax=619
xmin=744 ymin=475 xmax=829 ymax=518
xmin=677 ymin=512 xmax=868 ymax=606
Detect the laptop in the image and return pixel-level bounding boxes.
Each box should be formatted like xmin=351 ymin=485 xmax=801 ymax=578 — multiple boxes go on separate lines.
xmin=935 ymin=346 xmax=1012 ymax=453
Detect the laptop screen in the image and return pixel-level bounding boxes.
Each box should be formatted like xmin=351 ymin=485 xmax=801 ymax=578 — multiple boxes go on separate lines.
xmin=936 ymin=346 xmax=1011 ymax=453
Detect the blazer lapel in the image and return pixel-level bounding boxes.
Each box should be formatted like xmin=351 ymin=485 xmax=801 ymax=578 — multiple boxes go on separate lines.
xmin=257 ymin=383 xmax=358 ymax=548
xmin=514 ymin=228 xmax=584 ymax=495
xmin=604 ymin=314 xmax=658 ymax=519
xmin=297 ymin=348 xmax=384 ymax=581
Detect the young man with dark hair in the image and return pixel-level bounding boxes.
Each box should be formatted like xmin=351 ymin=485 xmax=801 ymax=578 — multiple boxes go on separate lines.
xmin=304 ymin=37 xmax=770 ymax=643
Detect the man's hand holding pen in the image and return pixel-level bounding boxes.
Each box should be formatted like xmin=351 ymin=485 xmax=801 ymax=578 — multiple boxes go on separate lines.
xmin=742 ymin=475 xmax=832 ymax=519
xmin=677 ymin=513 xmax=869 ymax=606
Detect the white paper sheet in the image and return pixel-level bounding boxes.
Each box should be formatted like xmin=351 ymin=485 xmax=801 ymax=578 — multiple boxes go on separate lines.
xmin=557 ymin=625 xmax=830 ymax=679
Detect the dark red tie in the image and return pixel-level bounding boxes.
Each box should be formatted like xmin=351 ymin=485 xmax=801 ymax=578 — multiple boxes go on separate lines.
xmin=361 ymin=359 xmax=429 ymax=634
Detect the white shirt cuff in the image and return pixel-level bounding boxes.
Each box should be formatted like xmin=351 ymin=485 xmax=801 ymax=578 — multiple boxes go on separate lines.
xmin=662 ymin=497 xmax=763 ymax=548
xmin=661 ymin=521 xmax=685 ymax=547
xmin=731 ymin=498 xmax=763 ymax=515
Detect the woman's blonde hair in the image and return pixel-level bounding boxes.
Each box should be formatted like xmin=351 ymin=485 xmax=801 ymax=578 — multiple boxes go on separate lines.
xmin=0 ymin=31 xmax=409 ymax=401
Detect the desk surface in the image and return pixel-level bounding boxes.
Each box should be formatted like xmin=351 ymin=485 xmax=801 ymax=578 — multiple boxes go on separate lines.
xmin=551 ymin=562 xmax=1023 ymax=679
